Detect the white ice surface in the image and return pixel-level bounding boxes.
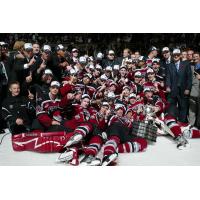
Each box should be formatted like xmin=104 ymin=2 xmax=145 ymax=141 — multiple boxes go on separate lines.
xmin=1 ymin=132 xmax=200 ymax=166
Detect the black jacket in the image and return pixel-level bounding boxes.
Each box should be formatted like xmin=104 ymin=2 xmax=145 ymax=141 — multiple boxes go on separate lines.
xmin=102 ymin=58 xmax=120 ymax=69
xmin=165 ymin=60 xmax=192 ymax=97
xmin=1 ymin=95 xmax=35 ymax=126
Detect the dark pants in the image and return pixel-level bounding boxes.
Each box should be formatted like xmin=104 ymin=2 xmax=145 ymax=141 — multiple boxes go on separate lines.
xmin=167 ymin=93 xmax=189 ymax=123
xmin=189 ymin=96 xmax=200 ymax=128
xmin=106 ymin=122 xmax=135 ymax=143
xmin=10 ymin=124 xmax=30 ymax=135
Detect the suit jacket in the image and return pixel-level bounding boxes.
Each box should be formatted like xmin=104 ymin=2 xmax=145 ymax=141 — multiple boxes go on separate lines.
xmin=165 ymin=60 xmax=192 ymax=97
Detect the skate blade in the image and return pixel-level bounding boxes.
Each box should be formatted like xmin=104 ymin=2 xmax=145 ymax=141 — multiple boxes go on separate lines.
xmin=80 ymin=159 xmax=101 ymax=166
xmin=177 ymin=143 xmax=191 ymax=150
xmin=102 ymin=154 xmax=118 ymax=166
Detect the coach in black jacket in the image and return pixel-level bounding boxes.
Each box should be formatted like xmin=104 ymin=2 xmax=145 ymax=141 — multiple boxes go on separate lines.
xmin=165 ymin=49 xmax=192 ymax=123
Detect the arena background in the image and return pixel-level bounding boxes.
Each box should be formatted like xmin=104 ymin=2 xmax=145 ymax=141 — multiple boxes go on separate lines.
xmin=1 ymin=33 xmax=200 ymax=55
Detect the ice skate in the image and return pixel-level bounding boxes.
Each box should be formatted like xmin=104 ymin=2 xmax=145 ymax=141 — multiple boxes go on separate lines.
xmin=80 ymin=154 xmax=101 ymax=166
xmin=182 ymin=129 xmax=192 ymax=139
xmin=65 ymin=133 xmax=83 ymax=147
xmin=56 ymin=147 xmax=77 ymax=163
xmin=175 ymin=135 xmax=190 ymax=150
xmin=102 ymin=152 xmax=118 ymax=166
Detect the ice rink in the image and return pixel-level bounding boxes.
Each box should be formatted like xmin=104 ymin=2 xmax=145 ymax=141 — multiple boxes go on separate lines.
xmin=1 ymin=131 xmax=200 ymax=166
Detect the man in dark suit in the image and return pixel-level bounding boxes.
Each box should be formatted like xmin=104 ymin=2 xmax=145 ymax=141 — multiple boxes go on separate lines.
xmin=165 ymin=49 xmax=192 ymax=123
xmin=102 ymin=50 xmax=120 ymax=69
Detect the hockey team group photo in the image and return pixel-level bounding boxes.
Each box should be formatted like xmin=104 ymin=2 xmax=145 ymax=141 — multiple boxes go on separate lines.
xmin=1 ymin=33 xmax=200 ymax=166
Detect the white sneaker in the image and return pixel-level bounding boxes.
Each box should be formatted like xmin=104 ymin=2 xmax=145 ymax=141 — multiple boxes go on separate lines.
xmin=65 ymin=133 xmax=83 ymax=147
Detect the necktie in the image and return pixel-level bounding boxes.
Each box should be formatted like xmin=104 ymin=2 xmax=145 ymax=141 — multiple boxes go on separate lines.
xmin=175 ymin=63 xmax=179 ymax=72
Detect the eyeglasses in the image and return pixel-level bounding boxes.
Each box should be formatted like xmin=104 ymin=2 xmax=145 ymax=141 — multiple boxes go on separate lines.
xmin=109 ymin=54 xmax=114 ymax=56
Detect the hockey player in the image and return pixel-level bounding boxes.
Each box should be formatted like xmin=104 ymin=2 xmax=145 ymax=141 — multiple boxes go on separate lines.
xmin=36 ymin=81 xmax=64 ymax=132
xmin=58 ymin=101 xmax=110 ymax=166
xmin=141 ymin=87 xmax=190 ymax=149
xmin=61 ymin=94 xmax=97 ymax=148
xmin=101 ymin=103 xmax=148 ymax=166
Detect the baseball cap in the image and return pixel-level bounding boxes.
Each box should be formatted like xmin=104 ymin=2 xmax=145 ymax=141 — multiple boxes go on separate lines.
xmin=55 ymin=44 xmax=65 ymax=51
xmin=81 ymin=94 xmax=91 ymax=100
xmin=173 ymin=49 xmax=181 ymax=55
xmin=42 ymin=45 xmax=51 ymax=53
xmin=115 ymin=104 xmax=126 ymax=113
xmin=0 ymin=41 xmax=8 ymax=47
xmin=69 ymin=68 xmax=77 ymax=75
xmin=123 ymin=85 xmax=130 ymax=90
xmin=120 ymin=65 xmax=127 ymax=70
xmin=134 ymin=71 xmax=142 ymax=77
xmin=109 ymin=81 xmax=117 ymax=87
xmin=113 ymin=65 xmax=120 ymax=70
xmin=138 ymin=56 xmax=146 ymax=62
xmin=101 ymin=101 xmax=110 ymax=108
xmin=50 ymin=81 xmax=60 ymax=88
xmin=147 ymin=68 xmax=155 ymax=74
xmin=129 ymin=93 xmax=136 ymax=99
xmin=152 ymin=58 xmax=160 ymax=64
xmin=106 ymin=66 xmax=112 ymax=71
xmin=162 ymin=47 xmax=170 ymax=52
xmin=79 ymin=56 xmax=87 ymax=64
xmin=89 ymin=64 xmax=95 ymax=70
xmin=149 ymin=46 xmax=158 ymax=52
xmin=107 ymin=91 xmax=116 ymax=99
xmin=44 ymin=69 xmax=53 ymax=75
xmin=24 ymin=43 xmax=33 ymax=51
xmin=72 ymin=48 xmax=78 ymax=52
xmin=100 ymin=74 xmax=108 ymax=81
xmin=95 ymin=64 xmax=102 ymax=70
xmin=84 ymin=73 xmax=93 ymax=79
xmin=97 ymin=52 xmax=103 ymax=59
xmin=143 ymin=87 xmax=152 ymax=93
xmin=108 ymin=50 xmax=115 ymax=55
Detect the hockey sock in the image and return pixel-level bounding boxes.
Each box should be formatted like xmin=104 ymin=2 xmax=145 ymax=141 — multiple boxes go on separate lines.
xmin=190 ymin=128 xmax=200 ymax=138
xmin=84 ymin=135 xmax=103 ymax=156
xmin=103 ymin=135 xmax=120 ymax=156
xmin=117 ymin=138 xmax=147 ymax=153
xmin=74 ymin=123 xmax=93 ymax=137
